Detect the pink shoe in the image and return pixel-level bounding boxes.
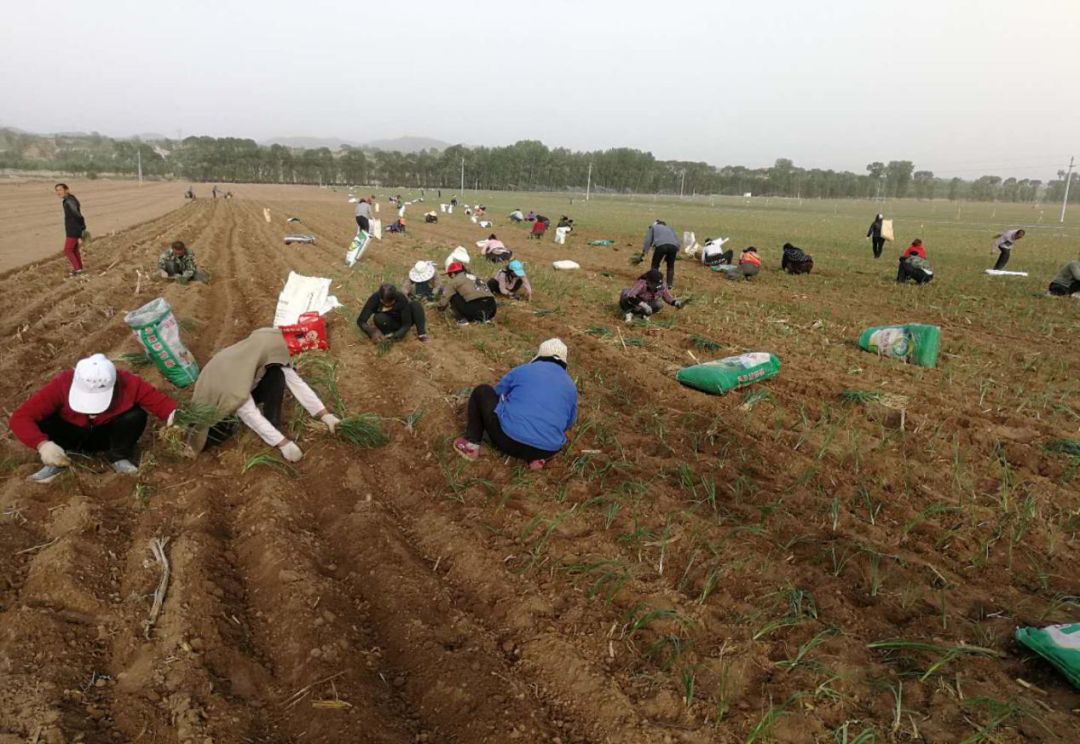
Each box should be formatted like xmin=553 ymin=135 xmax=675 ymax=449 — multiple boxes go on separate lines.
xmin=453 ymin=437 xmax=480 ymax=461
xmin=528 ymin=459 xmax=546 ymax=470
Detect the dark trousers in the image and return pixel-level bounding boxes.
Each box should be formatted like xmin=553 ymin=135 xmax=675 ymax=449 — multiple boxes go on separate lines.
xmin=783 ymin=257 xmax=814 ymax=274
xmin=897 ymin=259 xmax=933 ymax=284
xmin=451 ymin=294 xmax=497 ymax=322
xmin=465 ymin=385 xmax=558 ymax=462
xmin=355 ymin=215 xmax=370 ymax=233
xmin=207 ymin=365 xmax=285 ymax=446
xmin=872 ymin=237 xmax=886 ymax=258
xmin=1048 ymin=280 xmax=1080 ymax=296
xmin=703 ymin=249 xmax=733 ymax=266
xmin=371 ymin=303 xmax=427 ymax=337
xmin=994 ymin=247 xmax=1011 ymax=270
xmin=650 ymin=244 xmax=678 ymax=287
xmin=619 ymin=295 xmax=661 ymax=316
xmin=39 ymin=407 xmax=148 ymax=462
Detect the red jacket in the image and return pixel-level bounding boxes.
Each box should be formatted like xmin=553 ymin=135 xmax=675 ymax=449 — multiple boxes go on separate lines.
xmin=9 ymin=369 xmax=177 ymax=449
xmin=902 ymin=243 xmax=927 ymax=260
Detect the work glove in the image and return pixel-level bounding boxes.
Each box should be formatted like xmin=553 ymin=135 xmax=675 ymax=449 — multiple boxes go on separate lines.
xmin=674 ymin=300 xmax=685 ymax=310
xmin=321 ymin=413 xmax=341 ymax=434
xmin=38 ymin=441 xmax=71 ymax=467
xmin=278 ymin=440 xmax=304 ymax=462
xmin=166 ymin=410 xmax=177 ymax=426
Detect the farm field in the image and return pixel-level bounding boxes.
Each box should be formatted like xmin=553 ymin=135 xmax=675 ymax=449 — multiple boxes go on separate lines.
xmin=0 ymin=184 xmax=1077 ymax=743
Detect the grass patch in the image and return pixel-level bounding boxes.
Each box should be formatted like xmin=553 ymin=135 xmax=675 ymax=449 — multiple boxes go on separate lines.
xmin=337 ymin=414 xmax=390 ymax=448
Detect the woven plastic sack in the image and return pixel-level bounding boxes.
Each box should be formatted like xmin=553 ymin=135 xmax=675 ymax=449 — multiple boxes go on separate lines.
xmin=881 ymin=219 xmax=894 ymax=241
xmin=676 ymin=352 xmax=780 ymax=395
xmin=1015 ymin=624 xmax=1080 ymax=688
xmin=552 ymin=260 xmax=580 ymax=270
xmin=858 ymin=324 xmax=940 ymax=368
xmin=371 ymin=219 xmax=382 ymax=240
xmin=124 ymin=298 xmax=199 ymax=388
xmin=345 ymin=230 xmax=371 ymax=266
xmin=444 ymin=246 xmax=471 ymax=270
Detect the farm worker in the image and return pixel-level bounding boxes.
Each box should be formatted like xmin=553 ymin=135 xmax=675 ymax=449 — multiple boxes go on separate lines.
xmin=478 ymin=234 xmax=512 ymax=263
xmin=529 ymin=218 xmax=549 ymax=240
xmin=488 ymin=260 xmax=532 ymax=301
xmin=991 ymin=228 xmax=1025 ymax=270
xmin=525 ymin=210 xmax=535 ymax=221
xmin=640 ymin=220 xmax=681 ymax=288
xmin=9 ymin=353 xmax=178 ymax=484
xmin=896 ymin=240 xmax=934 ymax=284
xmin=55 ymin=183 xmax=86 ymax=276
xmin=509 ymin=208 xmax=525 ymax=222
xmin=437 ymin=262 xmax=498 ymax=325
xmin=158 ymin=241 xmax=208 ymax=283
xmin=1047 ymin=260 xmax=1080 ymax=297
xmin=424 ymin=210 xmax=438 ymax=223
xmin=404 ymin=260 xmax=440 ymax=301
xmin=186 ymin=328 xmax=339 ymax=461
xmin=619 ymin=269 xmax=684 ymax=322
xmin=354 ymin=196 xmax=372 ymax=233
xmin=212 ymin=185 xmax=219 ymax=199
xmin=701 ymin=237 xmax=733 ymax=267
xmin=867 ymin=214 xmax=886 ymax=259
xmin=453 ymin=338 xmax=577 ymax=470
xmin=781 ymin=243 xmax=814 ymax=274
xmin=732 ymin=246 xmax=762 ymax=280
xmin=357 ymin=283 xmax=430 ymax=344
xmin=557 ymin=216 xmax=574 ymax=231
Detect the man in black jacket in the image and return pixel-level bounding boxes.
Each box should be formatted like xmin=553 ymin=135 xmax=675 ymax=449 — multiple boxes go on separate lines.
xmin=356 ymin=284 xmax=429 ymax=343
xmin=55 ymin=183 xmax=86 ymax=275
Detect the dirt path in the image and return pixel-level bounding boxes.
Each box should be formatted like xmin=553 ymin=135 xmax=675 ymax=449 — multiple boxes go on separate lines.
xmin=0 ymin=190 xmax=1076 ymax=742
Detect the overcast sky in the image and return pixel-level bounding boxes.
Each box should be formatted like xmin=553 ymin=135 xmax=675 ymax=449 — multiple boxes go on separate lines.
xmin=2 ymin=0 xmax=1077 ymax=179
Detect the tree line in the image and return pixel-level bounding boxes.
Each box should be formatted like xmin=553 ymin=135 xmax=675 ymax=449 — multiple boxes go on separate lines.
xmin=0 ymin=128 xmax=1074 ymax=203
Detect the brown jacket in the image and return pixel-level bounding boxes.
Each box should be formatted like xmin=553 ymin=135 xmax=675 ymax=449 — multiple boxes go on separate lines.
xmin=438 ymin=272 xmax=493 ymax=308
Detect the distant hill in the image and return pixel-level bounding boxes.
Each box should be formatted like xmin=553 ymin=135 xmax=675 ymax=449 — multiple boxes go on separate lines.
xmin=365 ymin=136 xmax=449 ymax=153
xmin=262 ymin=136 xmax=362 ymax=150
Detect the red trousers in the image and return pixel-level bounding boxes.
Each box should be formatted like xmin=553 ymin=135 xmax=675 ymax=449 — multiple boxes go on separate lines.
xmin=63 ymin=237 xmax=83 ymax=271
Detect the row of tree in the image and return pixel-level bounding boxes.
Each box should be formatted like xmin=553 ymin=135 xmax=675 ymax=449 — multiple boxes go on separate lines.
xmin=1 ymin=128 xmax=1075 ymax=203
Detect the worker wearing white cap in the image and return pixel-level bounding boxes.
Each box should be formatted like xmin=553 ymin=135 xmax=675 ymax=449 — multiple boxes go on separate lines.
xmin=9 ymin=353 xmax=179 ymax=483
xmin=453 ymin=338 xmax=577 ymax=470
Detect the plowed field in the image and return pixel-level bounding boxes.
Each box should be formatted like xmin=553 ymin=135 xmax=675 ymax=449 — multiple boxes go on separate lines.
xmin=1 ymin=186 xmax=1077 ymax=743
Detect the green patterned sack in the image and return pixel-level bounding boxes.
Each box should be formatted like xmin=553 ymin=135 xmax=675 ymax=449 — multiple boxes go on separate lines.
xmin=858 ymin=324 xmax=941 ymax=368
xmin=124 ymin=298 xmax=200 ymax=388
xmin=676 ymin=352 xmax=781 ymax=395
xmin=1015 ymin=624 xmax=1080 ymax=689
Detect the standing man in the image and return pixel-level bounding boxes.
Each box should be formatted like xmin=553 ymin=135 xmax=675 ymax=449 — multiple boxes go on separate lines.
xmin=55 ymin=183 xmax=86 ymax=276
xmin=212 ymin=185 xmax=219 ymax=199
xmin=639 ymin=219 xmax=681 ymax=288
xmin=991 ymin=228 xmax=1026 ymax=270
xmin=867 ymin=213 xmax=886 ymax=259
xmin=355 ymin=196 xmax=372 ymax=233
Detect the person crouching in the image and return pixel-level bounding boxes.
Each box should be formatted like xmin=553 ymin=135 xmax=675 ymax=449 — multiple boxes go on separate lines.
xmin=453 ymin=338 xmax=577 ymax=470
xmin=159 ymin=241 xmax=208 ymax=283
xmin=488 ymin=260 xmax=532 ymax=301
xmin=438 ymin=262 xmax=497 ymax=325
xmin=357 ymin=283 xmax=430 ymax=343
xmin=9 ymin=353 xmax=178 ymax=483
xmin=619 ymin=269 xmax=683 ymax=323
xmin=896 ymin=239 xmax=934 ymax=284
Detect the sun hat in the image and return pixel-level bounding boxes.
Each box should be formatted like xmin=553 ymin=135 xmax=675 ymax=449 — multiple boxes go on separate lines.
xmin=446 ymin=261 xmax=466 ymax=275
xmin=409 ymin=261 xmax=436 ymax=283
xmin=532 ymin=338 xmax=568 ymax=364
xmin=508 ymin=260 xmax=526 ymax=277
xmin=69 ymin=353 xmax=117 ymax=414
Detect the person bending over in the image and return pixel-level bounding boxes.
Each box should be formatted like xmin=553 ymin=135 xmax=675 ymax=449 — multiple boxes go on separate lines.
xmin=991 ymin=228 xmax=1025 ymax=270
xmin=488 ymin=260 xmax=532 ymax=301
xmin=357 ymin=283 xmax=429 ymax=343
xmin=479 ymin=234 xmax=513 ymax=263
xmin=781 ymin=243 xmax=814 ymax=274
xmin=639 ymin=219 xmax=681 ymax=287
xmin=438 ymin=262 xmax=497 ymax=325
xmin=453 ymin=338 xmax=577 ymax=470
xmin=1047 ymin=260 xmax=1080 ymax=297
xmin=404 ymin=260 xmax=440 ymax=302
xmin=701 ymin=237 xmax=733 ymax=267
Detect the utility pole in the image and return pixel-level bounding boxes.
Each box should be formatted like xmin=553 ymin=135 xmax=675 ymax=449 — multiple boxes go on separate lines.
xmin=137 ymin=148 xmax=143 ymax=184
xmin=460 ymin=157 xmax=464 ymax=195
xmin=1060 ymin=155 xmax=1074 ymax=223
xmin=679 ymin=170 xmax=686 ymax=198
xmin=585 ymin=162 xmax=592 ymax=201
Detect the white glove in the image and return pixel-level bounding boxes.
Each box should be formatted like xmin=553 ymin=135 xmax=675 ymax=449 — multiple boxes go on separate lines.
xmin=278 ymin=440 xmax=303 ymax=462
xmin=38 ymin=441 xmax=71 ymax=467
xmin=321 ymin=414 xmax=341 ymax=434
xmin=166 ymin=410 xmax=177 ymax=427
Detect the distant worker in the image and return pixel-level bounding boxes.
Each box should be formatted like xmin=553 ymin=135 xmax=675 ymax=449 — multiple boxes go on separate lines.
xmin=896 ymin=239 xmax=934 ymax=284
xmin=991 ymin=228 xmax=1026 ymax=270
xmin=55 ymin=183 xmax=86 ymax=277
xmin=424 ymin=210 xmax=438 ymax=223
xmin=488 ymin=260 xmax=532 ymax=301
xmin=639 ymin=219 xmax=682 ymax=288
xmin=185 ymin=186 xmax=195 ymax=200
xmin=781 ymin=243 xmax=814 ymax=274
xmin=438 ymin=262 xmax=497 ymax=325
xmin=404 ymin=260 xmax=440 ymax=302
xmin=509 ymin=208 xmax=525 ymax=223
xmin=356 ymin=283 xmax=430 ymax=344
xmin=479 ymin=234 xmax=512 ymax=263
xmin=453 ymin=338 xmax=577 ymax=470
xmin=620 ymin=269 xmax=684 ymax=322
xmin=529 ymin=215 xmax=550 ymax=240
xmin=212 ymin=185 xmax=219 ymax=199
xmin=557 ymin=215 xmax=574 ymax=231
xmin=701 ymin=237 xmax=732 ymax=267
xmin=1047 ymin=260 xmax=1080 ymax=297
xmin=9 ymin=353 xmax=178 ymax=483
xmin=186 ymin=328 xmax=339 ymax=461
xmin=355 ymin=196 xmax=372 ymax=233
xmin=158 ymin=241 xmax=208 ymax=283
xmin=867 ymin=213 xmax=886 ymax=259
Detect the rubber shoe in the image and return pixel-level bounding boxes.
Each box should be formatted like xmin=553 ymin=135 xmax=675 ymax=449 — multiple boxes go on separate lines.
xmin=28 ymin=465 xmax=65 ymax=484
xmin=111 ymin=459 xmax=139 ymax=475
xmin=624 ymin=313 xmax=633 ymax=324
xmin=528 ymin=459 xmax=546 ymax=471
xmin=417 ymin=334 xmax=430 ymax=343
xmin=452 ymin=437 xmax=479 ymax=462
xmin=456 ymin=319 xmax=470 ymax=327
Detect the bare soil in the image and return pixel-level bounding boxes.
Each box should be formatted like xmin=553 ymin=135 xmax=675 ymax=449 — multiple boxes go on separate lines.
xmin=0 ymin=186 xmax=1076 ymax=743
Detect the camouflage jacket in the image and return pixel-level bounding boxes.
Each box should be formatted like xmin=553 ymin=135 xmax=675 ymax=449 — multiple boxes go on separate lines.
xmin=158 ymin=249 xmax=198 ymax=279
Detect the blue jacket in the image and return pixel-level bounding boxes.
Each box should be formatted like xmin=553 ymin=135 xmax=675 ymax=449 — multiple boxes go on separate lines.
xmin=495 ymin=361 xmax=578 ymax=452
xmin=642 ymin=223 xmax=679 ymax=253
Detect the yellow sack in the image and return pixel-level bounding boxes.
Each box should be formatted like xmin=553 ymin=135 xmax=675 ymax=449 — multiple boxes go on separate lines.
xmin=880 ymin=219 xmax=894 ymax=241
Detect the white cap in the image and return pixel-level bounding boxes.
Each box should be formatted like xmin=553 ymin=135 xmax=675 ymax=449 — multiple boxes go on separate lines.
xmin=532 ymin=338 xmax=568 ymax=364
xmin=69 ymin=353 xmax=117 ymax=414
xmin=409 ymin=261 xmax=436 ymax=283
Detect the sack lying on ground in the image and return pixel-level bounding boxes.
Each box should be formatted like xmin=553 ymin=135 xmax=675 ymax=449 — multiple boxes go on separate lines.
xmin=552 ymin=260 xmax=580 ymax=270
xmin=858 ymin=324 xmax=940 ymax=368
xmin=588 ymin=240 xmax=614 ymax=247
xmin=345 ymin=230 xmax=371 ymax=266
xmin=284 ymin=234 xmax=316 ymax=245
xmin=274 ymin=272 xmax=342 ymax=326
xmin=984 ymin=269 xmax=1028 ymax=277
xmin=676 ymin=352 xmax=780 ymax=395
xmin=124 ymin=298 xmax=200 ymax=388
xmin=1015 ymin=624 xmax=1080 ymax=689
xmin=880 ymin=219 xmax=894 ymax=241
